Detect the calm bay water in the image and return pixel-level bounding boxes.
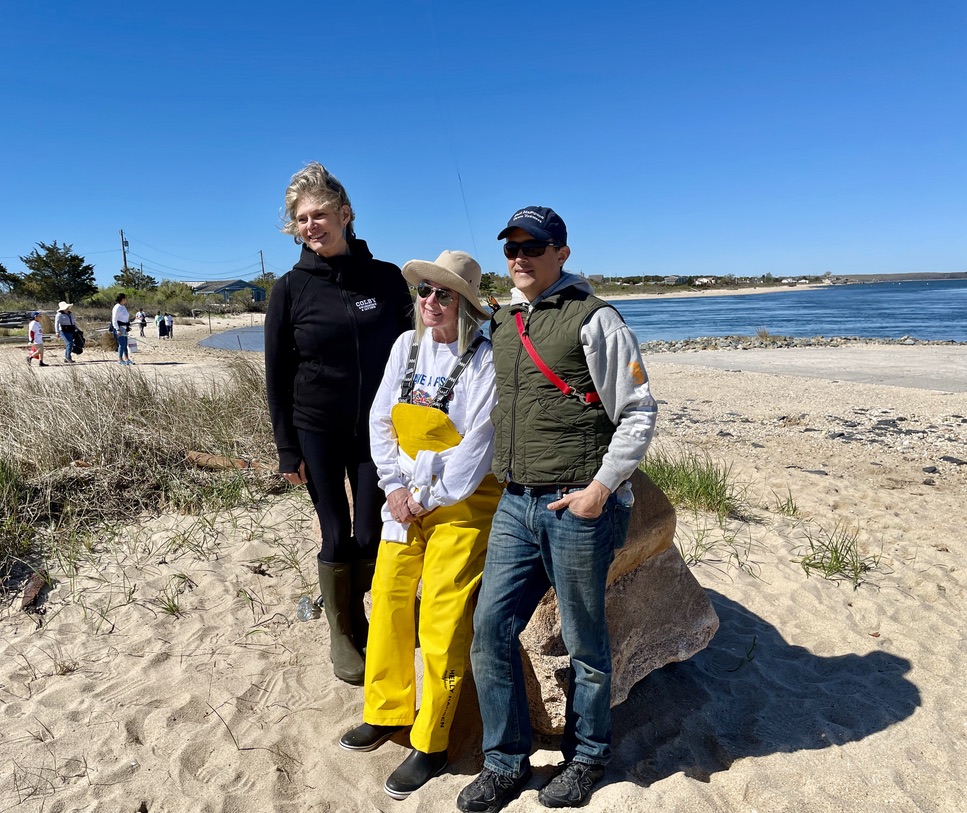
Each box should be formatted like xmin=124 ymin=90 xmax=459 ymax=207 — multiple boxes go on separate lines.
xmin=616 ymin=279 xmax=967 ymax=342
xmin=200 ymin=279 xmax=967 ymax=351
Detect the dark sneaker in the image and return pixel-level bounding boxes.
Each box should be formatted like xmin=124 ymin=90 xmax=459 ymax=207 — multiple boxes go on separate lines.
xmin=457 ymin=766 xmax=532 ymax=813
xmin=38 ymin=361 xmax=48 ymax=367
xmin=384 ymin=748 xmax=448 ymax=800
xmin=338 ymin=722 xmax=403 ymax=752
xmin=537 ymin=761 xmax=605 ymax=808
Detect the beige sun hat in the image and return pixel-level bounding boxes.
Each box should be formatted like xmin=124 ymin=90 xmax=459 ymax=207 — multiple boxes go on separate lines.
xmin=58 ymin=301 xmax=73 ymax=311
xmin=402 ymin=251 xmax=490 ymax=320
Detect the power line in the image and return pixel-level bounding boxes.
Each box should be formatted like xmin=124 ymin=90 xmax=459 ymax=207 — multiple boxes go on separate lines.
xmin=126 ymin=236 xmax=261 ymax=265
xmin=125 ymin=251 xmax=262 ymax=280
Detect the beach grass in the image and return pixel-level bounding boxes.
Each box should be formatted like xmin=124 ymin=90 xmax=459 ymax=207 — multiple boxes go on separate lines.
xmin=771 ymin=487 xmax=800 ymax=517
xmin=794 ymin=520 xmax=880 ymax=589
xmin=675 ymin=511 xmax=761 ymax=578
xmin=0 ymin=356 xmax=284 ymax=591
xmin=641 ymin=446 xmax=751 ymax=520
xmin=640 ymin=447 xmax=883 ymax=588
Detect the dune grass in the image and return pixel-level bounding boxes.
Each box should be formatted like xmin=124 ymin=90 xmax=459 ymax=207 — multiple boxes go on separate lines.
xmin=641 ymin=446 xmax=881 ymax=588
xmin=641 ymin=446 xmax=751 ymax=520
xmin=793 ymin=521 xmax=880 ymax=590
xmin=0 ymin=356 xmax=284 ymax=589
xmin=771 ymin=487 xmax=800 ymax=517
xmin=640 ymin=446 xmax=760 ymax=577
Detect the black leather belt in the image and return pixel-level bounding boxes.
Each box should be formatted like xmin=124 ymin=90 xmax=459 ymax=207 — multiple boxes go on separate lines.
xmin=506 ymin=482 xmax=589 ymax=497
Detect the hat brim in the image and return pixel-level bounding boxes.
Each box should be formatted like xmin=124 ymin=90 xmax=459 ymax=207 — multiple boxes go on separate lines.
xmin=497 ymin=224 xmax=555 ymax=242
xmin=402 ymin=260 xmax=491 ymax=320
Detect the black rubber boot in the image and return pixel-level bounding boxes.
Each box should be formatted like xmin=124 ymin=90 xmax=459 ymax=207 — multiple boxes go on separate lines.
xmin=339 ymin=722 xmax=403 ymax=752
xmin=384 ymin=749 xmax=449 ymax=800
xmin=317 ymin=560 xmax=365 ymax=685
xmin=350 ymin=559 xmax=376 ymax=655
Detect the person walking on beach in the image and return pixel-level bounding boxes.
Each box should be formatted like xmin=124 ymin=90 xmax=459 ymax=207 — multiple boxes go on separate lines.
xmin=27 ymin=311 xmax=47 ymax=366
xmin=54 ymin=301 xmax=77 ymax=363
xmin=135 ymin=308 xmax=147 ymax=337
xmin=165 ymin=312 xmax=174 ymax=339
xmin=265 ymin=161 xmax=412 ymax=685
xmin=456 ymin=207 xmax=657 ymax=812
xmin=112 ymin=293 xmax=133 ymax=365
xmin=339 ymin=251 xmax=502 ymax=800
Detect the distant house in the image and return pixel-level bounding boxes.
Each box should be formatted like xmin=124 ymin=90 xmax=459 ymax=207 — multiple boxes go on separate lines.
xmin=588 ymin=274 xmax=605 ymax=285
xmin=694 ymin=277 xmax=715 ymax=286
xmin=191 ymin=280 xmax=266 ymax=302
xmin=663 ymin=275 xmax=680 ymax=286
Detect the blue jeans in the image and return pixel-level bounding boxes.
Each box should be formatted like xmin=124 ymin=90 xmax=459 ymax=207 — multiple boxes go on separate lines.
xmin=117 ymin=333 xmax=129 ymax=360
xmin=62 ymin=333 xmax=74 ymax=360
xmin=470 ymin=486 xmax=623 ymax=778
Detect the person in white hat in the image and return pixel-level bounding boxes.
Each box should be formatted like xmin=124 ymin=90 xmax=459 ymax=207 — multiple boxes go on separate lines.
xmin=339 ymin=251 xmax=502 ymax=802
xmin=55 ymin=301 xmax=77 ymax=363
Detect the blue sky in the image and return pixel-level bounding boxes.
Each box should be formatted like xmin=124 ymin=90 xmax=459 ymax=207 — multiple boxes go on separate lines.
xmin=1 ymin=0 xmax=965 ymax=288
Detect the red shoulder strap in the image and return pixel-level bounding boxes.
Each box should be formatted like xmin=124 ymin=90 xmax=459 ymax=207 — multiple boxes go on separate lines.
xmin=515 ymin=312 xmax=600 ymax=405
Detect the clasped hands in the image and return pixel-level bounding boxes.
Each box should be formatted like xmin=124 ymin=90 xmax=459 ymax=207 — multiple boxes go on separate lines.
xmin=387 ymin=487 xmax=428 ymax=524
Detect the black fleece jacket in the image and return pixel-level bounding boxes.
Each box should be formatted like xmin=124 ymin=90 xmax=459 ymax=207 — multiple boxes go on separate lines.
xmin=264 ymin=239 xmax=412 ymax=472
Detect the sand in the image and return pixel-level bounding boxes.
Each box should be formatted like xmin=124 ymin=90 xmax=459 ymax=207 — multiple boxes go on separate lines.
xmin=1 ymin=314 xmax=966 ymax=813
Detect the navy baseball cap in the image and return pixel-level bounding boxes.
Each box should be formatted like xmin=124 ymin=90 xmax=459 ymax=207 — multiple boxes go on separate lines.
xmin=497 ymin=206 xmax=567 ymax=245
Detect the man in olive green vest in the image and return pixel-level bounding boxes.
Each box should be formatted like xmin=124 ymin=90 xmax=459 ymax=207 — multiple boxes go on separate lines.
xmin=457 ymin=207 xmax=657 ymax=812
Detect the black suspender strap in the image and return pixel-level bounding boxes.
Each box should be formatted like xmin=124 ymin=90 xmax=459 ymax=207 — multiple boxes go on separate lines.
xmin=398 ymin=335 xmax=486 ymax=414
xmin=430 ymin=336 xmax=485 ymax=412
xmin=398 ymin=337 xmax=421 ymax=404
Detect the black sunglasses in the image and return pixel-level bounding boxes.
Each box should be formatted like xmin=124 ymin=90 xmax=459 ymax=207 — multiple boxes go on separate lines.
xmin=416 ymin=281 xmax=454 ymax=307
xmin=503 ymin=240 xmax=559 ymax=259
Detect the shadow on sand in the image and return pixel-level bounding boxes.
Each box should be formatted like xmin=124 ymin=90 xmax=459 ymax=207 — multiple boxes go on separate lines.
xmin=608 ymin=589 xmax=918 ymax=786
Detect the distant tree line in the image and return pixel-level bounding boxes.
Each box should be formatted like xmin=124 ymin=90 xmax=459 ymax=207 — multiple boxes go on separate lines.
xmin=0 ymin=242 xmax=277 ymax=316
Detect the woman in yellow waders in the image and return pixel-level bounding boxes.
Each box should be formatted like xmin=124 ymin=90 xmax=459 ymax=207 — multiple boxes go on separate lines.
xmin=339 ymin=251 xmax=502 ymax=800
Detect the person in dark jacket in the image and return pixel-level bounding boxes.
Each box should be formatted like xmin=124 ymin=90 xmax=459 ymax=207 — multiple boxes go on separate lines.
xmin=265 ymin=162 xmax=412 ymax=685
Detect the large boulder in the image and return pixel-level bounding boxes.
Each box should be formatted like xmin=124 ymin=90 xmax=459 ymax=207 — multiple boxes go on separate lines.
xmin=518 ymin=468 xmax=719 ymax=735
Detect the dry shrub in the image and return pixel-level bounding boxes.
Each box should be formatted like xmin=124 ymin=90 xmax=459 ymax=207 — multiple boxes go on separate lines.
xmin=96 ymin=331 xmax=119 ymax=351
xmin=0 ymin=356 xmax=282 ymax=586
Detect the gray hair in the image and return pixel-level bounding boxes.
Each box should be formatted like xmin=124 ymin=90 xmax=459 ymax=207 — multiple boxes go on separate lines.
xmin=414 ymin=295 xmax=483 ymax=355
xmin=280 ymin=162 xmax=355 ymax=243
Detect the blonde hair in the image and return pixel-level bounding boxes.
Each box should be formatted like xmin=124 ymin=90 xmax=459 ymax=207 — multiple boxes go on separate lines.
xmin=280 ymin=162 xmax=355 ymax=242
xmin=414 ymin=295 xmax=483 ymax=355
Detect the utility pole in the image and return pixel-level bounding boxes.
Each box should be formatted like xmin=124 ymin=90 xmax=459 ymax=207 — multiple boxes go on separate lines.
xmin=259 ymin=249 xmax=265 ymax=276
xmin=119 ymin=229 xmax=129 ymax=271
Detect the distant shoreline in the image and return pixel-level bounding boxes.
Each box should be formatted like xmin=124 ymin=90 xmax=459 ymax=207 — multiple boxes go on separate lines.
xmin=488 ymin=282 xmax=830 ymax=306
xmin=599 ymin=282 xmax=827 ymax=302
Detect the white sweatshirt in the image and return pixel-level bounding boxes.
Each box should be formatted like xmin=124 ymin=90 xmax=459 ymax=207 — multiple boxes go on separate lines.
xmin=111 ymin=303 xmax=130 ymax=333
xmin=28 ymin=319 xmax=43 ymax=344
xmin=370 ymin=329 xmax=497 ymax=511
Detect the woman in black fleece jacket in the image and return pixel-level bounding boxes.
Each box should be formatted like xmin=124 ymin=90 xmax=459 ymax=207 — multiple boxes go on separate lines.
xmin=265 ymin=162 xmax=412 ymax=684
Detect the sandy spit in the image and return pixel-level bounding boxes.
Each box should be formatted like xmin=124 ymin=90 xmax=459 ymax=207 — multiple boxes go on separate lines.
xmin=1 ymin=316 xmax=965 ymax=813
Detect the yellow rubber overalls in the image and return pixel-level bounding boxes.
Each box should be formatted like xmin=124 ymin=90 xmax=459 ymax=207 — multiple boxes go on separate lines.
xmin=362 ymin=400 xmax=503 ymax=753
